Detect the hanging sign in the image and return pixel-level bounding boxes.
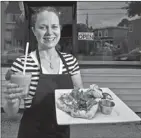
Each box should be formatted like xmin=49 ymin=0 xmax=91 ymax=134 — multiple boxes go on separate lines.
xmin=78 ymin=32 xmax=94 ymax=41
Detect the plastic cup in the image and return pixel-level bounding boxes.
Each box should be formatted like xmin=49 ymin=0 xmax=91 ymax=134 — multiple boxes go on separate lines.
xmin=10 ymin=73 xmax=32 ymax=98
xmin=100 ymin=99 xmax=115 ymax=115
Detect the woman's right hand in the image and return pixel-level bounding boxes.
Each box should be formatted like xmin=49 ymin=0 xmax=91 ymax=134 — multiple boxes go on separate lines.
xmin=4 ymin=83 xmax=24 ymax=104
xmin=3 ymin=83 xmax=24 ymax=117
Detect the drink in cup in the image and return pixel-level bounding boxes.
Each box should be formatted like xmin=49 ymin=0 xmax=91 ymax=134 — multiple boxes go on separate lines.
xmin=10 ymin=73 xmax=32 ymax=98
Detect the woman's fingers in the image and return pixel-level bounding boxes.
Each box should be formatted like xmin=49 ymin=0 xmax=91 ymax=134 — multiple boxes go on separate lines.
xmin=4 ymin=91 xmax=25 ymax=100
xmin=5 ymin=69 xmax=15 ymax=80
xmin=6 ymin=87 xmax=23 ymax=94
xmin=6 ymin=98 xmax=19 ymax=104
xmin=6 ymin=83 xmax=19 ymax=89
xmin=4 ymin=84 xmax=24 ymax=101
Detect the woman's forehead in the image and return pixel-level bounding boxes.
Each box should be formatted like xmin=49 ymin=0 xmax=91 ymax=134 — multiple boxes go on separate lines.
xmin=36 ymin=11 xmax=60 ymax=24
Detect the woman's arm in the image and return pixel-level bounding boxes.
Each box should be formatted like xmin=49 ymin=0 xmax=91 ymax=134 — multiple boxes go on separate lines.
xmin=71 ymin=72 xmax=83 ymax=89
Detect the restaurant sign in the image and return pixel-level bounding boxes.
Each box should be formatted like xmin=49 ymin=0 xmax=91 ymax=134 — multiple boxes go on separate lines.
xmin=78 ymin=32 xmax=94 ymax=41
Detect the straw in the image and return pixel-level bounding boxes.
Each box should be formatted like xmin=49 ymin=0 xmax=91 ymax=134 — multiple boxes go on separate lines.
xmin=23 ymin=42 xmax=29 ymax=75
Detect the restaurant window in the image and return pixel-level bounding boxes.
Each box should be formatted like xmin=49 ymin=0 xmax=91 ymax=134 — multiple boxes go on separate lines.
xmin=135 ymin=40 xmax=140 ymax=45
xmin=94 ymin=31 xmax=98 ymax=37
xmin=16 ymin=40 xmax=23 ymax=46
xmin=6 ymin=14 xmax=18 ymax=22
xmin=76 ymin=1 xmax=141 ymax=66
xmin=1 ymin=1 xmax=24 ymax=66
xmin=129 ymin=24 xmax=133 ymax=32
xmin=104 ymin=29 xmax=108 ymax=37
xmin=98 ymin=30 xmax=102 ymax=37
xmin=6 ymin=28 xmax=12 ymax=32
xmin=6 ymin=14 xmax=11 ymax=22
xmin=5 ymin=40 xmax=12 ymax=44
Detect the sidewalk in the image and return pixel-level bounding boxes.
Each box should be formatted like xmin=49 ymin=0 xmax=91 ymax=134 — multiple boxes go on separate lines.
xmin=1 ymin=112 xmax=141 ymax=138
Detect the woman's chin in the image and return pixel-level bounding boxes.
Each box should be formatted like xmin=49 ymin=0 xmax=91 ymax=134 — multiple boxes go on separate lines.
xmin=41 ymin=43 xmax=57 ymax=49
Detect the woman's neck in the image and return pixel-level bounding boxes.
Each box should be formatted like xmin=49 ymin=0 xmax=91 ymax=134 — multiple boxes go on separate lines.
xmin=38 ymin=48 xmax=58 ymax=59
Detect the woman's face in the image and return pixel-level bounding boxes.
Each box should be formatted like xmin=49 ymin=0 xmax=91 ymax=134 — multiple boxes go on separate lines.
xmin=32 ymin=11 xmax=61 ymax=50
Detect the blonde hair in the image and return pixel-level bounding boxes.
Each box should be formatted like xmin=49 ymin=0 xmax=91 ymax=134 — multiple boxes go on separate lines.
xmin=31 ymin=6 xmax=61 ymax=27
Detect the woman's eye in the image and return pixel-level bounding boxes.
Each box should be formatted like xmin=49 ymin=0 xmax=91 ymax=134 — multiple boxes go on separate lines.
xmin=52 ymin=25 xmax=59 ymax=29
xmin=39 ymin=26 xmax=46 ymax=30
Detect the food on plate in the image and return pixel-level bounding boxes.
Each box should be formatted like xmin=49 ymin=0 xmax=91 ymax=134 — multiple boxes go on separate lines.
xmin=56 ymin=84 xmax=103 ymax=119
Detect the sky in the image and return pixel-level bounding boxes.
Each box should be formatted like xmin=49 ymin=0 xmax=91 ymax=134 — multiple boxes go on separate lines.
xmin=77 ymin=1 xmax=128 ymax=28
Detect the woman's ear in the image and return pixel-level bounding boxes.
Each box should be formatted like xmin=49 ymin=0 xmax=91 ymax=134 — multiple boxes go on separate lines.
xmin=32 ymin=27 xmax=36 ymax=36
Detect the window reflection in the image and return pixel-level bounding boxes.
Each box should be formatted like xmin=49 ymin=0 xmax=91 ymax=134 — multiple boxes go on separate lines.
xmin=1 ymin=2 xmax=25 ymax=65
xmin=76 ymin=2 xmax=141 ymax=62
xmin=1 ymin=1 xmax=141 ymax=66
xmin=1 ymin=2 xmax=73 ymax=66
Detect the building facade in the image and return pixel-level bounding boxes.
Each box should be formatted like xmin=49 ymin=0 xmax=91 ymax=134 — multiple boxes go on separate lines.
xmin=1 ymin=1 xmax=141 ymax=113
xmin=127 ymin=18 xmax=141 ymax=51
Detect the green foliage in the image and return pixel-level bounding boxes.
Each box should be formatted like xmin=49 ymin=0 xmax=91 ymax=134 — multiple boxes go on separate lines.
xmin=125 ymin=2 xmax=141 ymax=17
xmin=117 ymin=18 xmax=129 ymax=27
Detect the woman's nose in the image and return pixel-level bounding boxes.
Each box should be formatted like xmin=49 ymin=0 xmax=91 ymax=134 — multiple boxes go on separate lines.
xmin=45 ymin=27 xmax=53 ymax=35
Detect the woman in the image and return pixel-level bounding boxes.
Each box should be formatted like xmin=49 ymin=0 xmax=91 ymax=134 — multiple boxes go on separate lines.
xmin=4 ymin=7 xmax=83 ymax=138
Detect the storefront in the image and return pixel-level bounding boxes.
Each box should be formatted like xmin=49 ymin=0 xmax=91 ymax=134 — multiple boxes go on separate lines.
xmin=2 ymin=1 xmax=141 ymax=66
xmin=1 ymin=1 xmax=141 ymax=112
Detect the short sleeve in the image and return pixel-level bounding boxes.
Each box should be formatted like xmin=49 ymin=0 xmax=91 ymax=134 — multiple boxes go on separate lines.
xmin=69 ymin=55 xmax=80 ymax=76
xmin=11 ymin=57 xmax=23 ymax=73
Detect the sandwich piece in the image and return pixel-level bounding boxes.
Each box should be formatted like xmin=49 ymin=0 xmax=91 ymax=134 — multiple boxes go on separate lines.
xmin=56 ymin=84 xmax=103 ymax=119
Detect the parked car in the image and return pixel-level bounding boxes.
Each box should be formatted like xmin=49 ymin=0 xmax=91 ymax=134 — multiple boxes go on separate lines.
xmin=115 ymin=47 xmax=141 ymax=61
xmin=1 ymin=48 xmax=24 ymax=64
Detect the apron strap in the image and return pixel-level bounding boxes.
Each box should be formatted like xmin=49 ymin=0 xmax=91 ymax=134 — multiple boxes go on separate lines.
xmin=36 ymin=46 xmax=70 ymax=75
xmin=56 ymin=48 xmax=70 ymax=75
xmin=36 ymin=47 xmax=42 ymax=73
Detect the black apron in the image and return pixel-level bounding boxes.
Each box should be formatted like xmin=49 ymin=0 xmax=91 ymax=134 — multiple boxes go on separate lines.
xmin=17 ymin=49 xmax=73 ymax=138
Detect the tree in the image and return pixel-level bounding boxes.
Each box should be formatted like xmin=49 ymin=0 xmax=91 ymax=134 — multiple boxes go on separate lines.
xmin=117 ymin=18 xmax=129 ymax=27
xmin=125 ymin=2 xmax=141 ymax=17
xmin=77 ymin=23 xmax=88 ymax=32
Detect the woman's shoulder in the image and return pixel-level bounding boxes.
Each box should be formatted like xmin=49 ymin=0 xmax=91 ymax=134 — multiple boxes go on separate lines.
xmin=11 ymin=53 xmax=38 ymax=72
xmin=60 ymin=52 xmax=79 ymax=66
xmin=60 ymin=52 xmax=77 ymax=60
xmin=14 ymin=53 xmax=35 ymax=63
xmin=11 ymin=54 xmax=36 ymax=70
xmin=60 ymin=52 xmax=72 ymax=56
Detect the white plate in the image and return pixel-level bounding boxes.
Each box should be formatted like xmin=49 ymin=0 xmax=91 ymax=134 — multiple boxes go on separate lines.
xmin=55 ymin=88 xmax=141 ymax=125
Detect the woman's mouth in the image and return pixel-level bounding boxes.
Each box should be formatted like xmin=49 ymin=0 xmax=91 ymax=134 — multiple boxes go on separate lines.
xmin=43 ymin=37 xmax=55 ymax=42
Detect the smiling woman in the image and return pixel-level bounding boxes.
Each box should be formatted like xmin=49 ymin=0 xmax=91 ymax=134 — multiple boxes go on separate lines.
xmin=3 ymin=2 xmax=83 ymax=138
xmin=31 ymin=7 xmax=61 ymax=51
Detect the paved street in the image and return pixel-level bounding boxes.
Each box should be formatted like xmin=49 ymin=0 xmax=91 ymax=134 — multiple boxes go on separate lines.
xmin=1 ymin=112 xmax=141 ymax=138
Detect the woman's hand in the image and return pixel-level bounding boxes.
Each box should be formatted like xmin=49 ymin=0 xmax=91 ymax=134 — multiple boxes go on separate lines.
xmin=3 ymin=83 xmax=24 ymax=117
xmin=4 ymin=83 xmax=24 ymax=104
